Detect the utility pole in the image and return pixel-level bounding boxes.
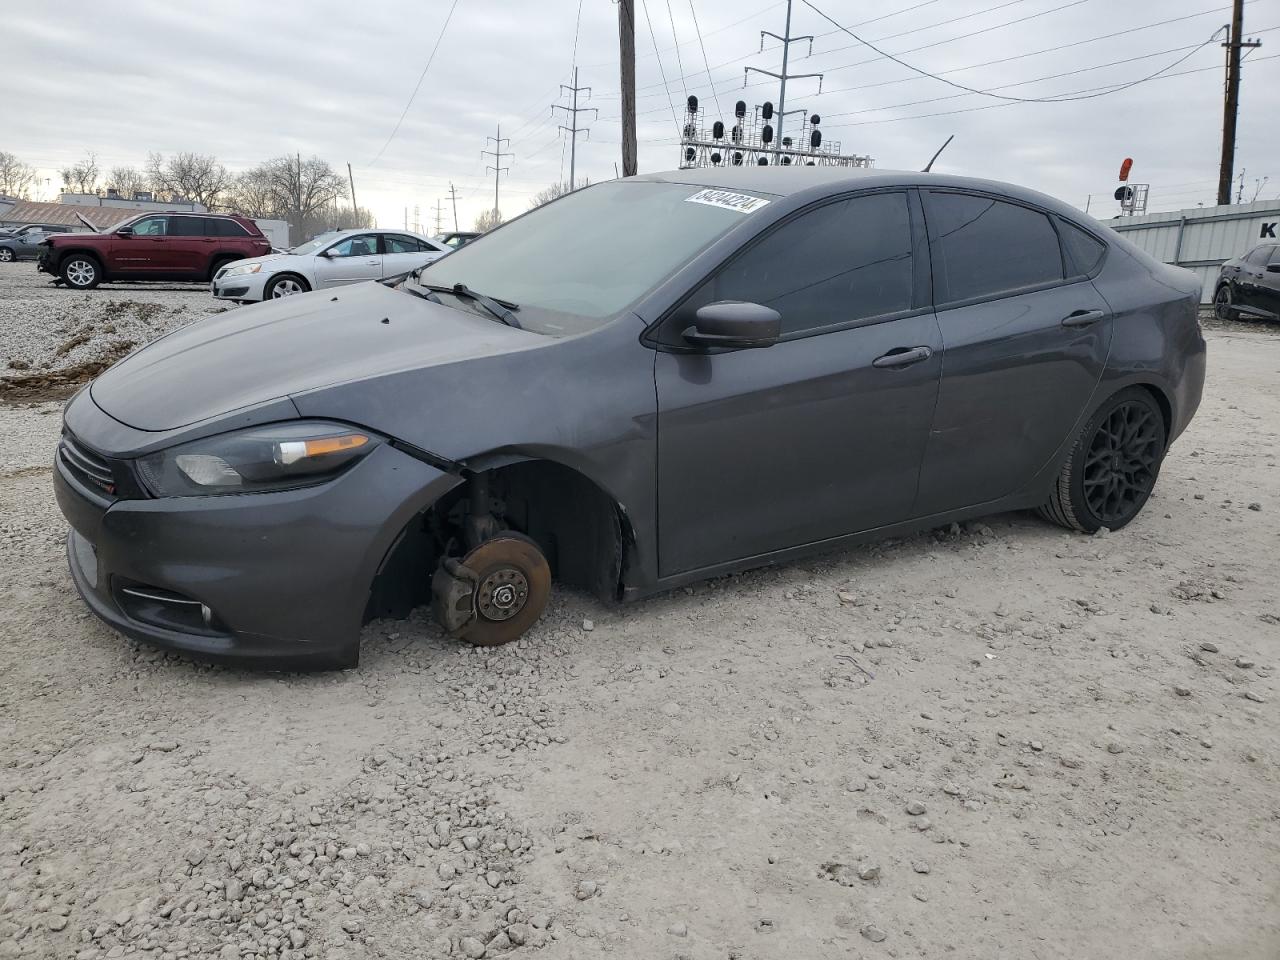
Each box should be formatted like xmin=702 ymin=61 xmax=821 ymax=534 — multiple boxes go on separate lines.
xmin=448 ymin=182 xmax=459 ymax=231
xmin=746 ymin=0 xmax=822 ymax=158
xmin=618 ymin=0 xmax=637 ymax=177
xmin=346 ymin=162 xmax=358 ymax=215
xmin=482 ymin=124 xmax=512 ymax=221
xmin=433 ymin=199 xmax=445 ymax=235
xmin=404 ymin=207 xmax=408 ymax=230
xmin=553 ymin=67 xmax=597 ymax=191
xmin=1217 ymin=0 xmax=1261 ymax=206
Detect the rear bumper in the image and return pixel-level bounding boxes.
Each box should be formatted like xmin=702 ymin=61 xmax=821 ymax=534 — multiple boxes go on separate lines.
xmin=55 ymin=431 xmax=460 ymax=669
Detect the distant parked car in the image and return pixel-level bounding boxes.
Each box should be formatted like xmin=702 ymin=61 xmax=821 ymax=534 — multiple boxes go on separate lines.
xmin=1214 ymin=242 xmax=1280 ymax=321
xmin=0 ymin=224 xmax=74 ymax=262
xmin=38 ymin=213 xmax=270 ymax=289
xmin=211 ymin=229 xmax=448 ymax=302
xmin=434 ymin=231 xmax=482 ymax=250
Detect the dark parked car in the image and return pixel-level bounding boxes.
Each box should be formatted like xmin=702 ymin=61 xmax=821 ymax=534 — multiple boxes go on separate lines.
xmin=434 ymin=230 xmax=482 ymax=250
xmin=1214 ymin=241 xmax=1280 ymax=321
xmin=54 ymin=168 xmax=1206 ymax=668
xmin=38 ymin=212 xmax=270 ymax=289
xmin=0 ymin=224 xmax=74 ymax=261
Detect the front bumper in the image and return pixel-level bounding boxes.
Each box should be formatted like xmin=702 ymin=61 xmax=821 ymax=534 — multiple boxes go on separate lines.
xmin=55 ymin=425 xmax=460 ymax=669
xmin=211 ymin=269 xmax=269 ymax=302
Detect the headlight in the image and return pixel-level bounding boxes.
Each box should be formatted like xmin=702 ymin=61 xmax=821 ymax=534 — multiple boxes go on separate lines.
xmin=221 ymin=262 xmax=263 ymax=277
xmin=136 ymin=421 xmax=381 ymax=497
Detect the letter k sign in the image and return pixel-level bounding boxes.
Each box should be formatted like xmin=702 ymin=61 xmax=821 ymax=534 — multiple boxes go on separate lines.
xmin=1261 ymin=222 xmax=1277 ymax=239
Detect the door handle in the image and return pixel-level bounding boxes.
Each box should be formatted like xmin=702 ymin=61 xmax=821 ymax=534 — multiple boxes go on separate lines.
xmin=1061 ymin=309 xmax=1107 ymax=328
xmin=873 ymin=345 xmax=933 ymax=368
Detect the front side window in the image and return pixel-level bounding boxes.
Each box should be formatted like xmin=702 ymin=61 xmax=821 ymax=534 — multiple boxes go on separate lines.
xmin=416 ymin=180 xmax=773 ymax=335
xmin=130 ymin=216 xmax=168 ymax=237
xmin=687 ymin=192 xmax=914 ymax=337
xmin=928 ymin=193 xmax=1063 ymax=303
xmin=1246 ymin=245 xmax=1273 ymax=266
xmin=327 ymin=235 xmax=378 ymax=258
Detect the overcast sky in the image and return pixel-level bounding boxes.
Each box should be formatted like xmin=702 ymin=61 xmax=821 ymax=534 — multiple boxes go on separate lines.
xmin=5 ymin=0 xmax=1277 ymax=232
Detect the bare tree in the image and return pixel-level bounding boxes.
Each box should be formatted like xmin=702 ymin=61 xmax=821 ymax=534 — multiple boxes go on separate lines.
xmin=529 ymin=179 xmax=589 ymax=209
xmin=146 ymin=152 xmax=232 ymax=209
xmin=105 ymin=165 xmax=149 ymax=199
xmin=0 ymin=152 xmax=37 ymax=198
xmin=59 ymin=152 xmax=100 ymax=194
xmin=474 ymin=208 xmax=504 ymax=232
xmin=224 ymin=166 xmax=281 ymax=220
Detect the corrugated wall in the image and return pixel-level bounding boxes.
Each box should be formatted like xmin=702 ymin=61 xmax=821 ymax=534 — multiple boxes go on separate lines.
xmin=1107 ymin=200 xmax=1280 ymax=302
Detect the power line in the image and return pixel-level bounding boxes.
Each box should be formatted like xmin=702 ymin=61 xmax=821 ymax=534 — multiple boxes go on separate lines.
xmin=368 ymin=0 xmax=461 ymax=165
xmin=665 ymin=0 xmax=691 ymax=103
xmin=688 ymin=0 xmax=724 ymax=120
xmin=799 ymin=0 xmax=1227 ymax=103
xmin=639 ymin=0 xmax=683 ymax=133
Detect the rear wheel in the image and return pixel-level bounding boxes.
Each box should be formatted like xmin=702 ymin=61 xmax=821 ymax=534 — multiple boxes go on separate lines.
xmin=1038 ymin=388 xmax=1167 ymax=533
xmin=437 ymin=532 xmax=552 ymax=647
xmin=0 ymin=247 xmax=15 ymax=262
xmin=61 ymin=255 xmax=101 ymax=290
xmin=265 ymin=274 xmax=309 ymax=299
xmin=1214 ymin=283 xmax=1239 ymax=321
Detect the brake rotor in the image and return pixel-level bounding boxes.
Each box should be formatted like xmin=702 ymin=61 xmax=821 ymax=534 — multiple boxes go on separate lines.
xmin=455 ymin=533 xmax=551 ymax=647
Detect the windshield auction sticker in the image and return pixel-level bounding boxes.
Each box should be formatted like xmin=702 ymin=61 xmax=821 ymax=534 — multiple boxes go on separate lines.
xmin=684 ymin=189 xmax=771 ymax=214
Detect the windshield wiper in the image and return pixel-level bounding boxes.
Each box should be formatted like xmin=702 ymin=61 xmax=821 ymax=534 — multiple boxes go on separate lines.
xmin=418 ymin=282 xmax=521 ymax=329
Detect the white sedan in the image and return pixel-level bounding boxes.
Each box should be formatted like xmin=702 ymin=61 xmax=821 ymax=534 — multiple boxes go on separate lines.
xmin=211 ymin=229 xmax=449 ymax=303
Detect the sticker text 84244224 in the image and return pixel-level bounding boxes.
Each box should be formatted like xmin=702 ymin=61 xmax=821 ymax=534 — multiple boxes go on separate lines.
xmin=684 ymin=189 xmax=771 ymax=214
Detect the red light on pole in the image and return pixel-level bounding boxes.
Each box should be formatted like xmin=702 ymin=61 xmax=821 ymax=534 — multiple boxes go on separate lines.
xmin=1119 ymin=158 xmax=1133 ymax=182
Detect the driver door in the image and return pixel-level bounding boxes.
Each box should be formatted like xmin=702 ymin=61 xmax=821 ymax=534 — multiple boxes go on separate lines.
xmin=108 ymin=215 xmax=169 ymax=274
xmin=312 ymin=233 xmax=383 ymax=288
xmin=654 ymin=190 xmax=942 ymax=577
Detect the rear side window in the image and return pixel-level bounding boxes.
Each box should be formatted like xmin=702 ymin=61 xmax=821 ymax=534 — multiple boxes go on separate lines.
xmin=1059 ymin=220 xmax=1106 ymax=276
xmin=384 ymin=234 xmax=425 ymax=253
xmin=928 ymin=192 xmax=1063 ymax=303
xmin=1268 ymin=246 xmax=1280 ymax=265
xmin=702 ymin=191 xmax=914 ymax=336
xmin=207 ymin=218 xmax=250 ymax=237
xmin=1246 ymin=245 xmax=1273 ymax=266
xmin=168 ymin=216 xmax=205 ymax=237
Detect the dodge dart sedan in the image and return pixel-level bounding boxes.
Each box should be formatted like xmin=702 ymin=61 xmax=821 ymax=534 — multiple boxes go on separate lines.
xmin=54 ymin=168 xmax=1206 ymax=668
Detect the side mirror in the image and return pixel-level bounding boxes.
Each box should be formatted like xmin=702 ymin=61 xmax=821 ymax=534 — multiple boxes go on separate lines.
xmin=683 ymin=301 xmax=781 ymax=349
xmin=116 ymin=227 xmax=133 ymax=236
xmin=319 ymin=248 xmax=337 ymax=258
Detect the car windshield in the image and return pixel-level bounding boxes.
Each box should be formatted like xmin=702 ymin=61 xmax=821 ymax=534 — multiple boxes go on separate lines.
xmin=290 ymin=233 xmax=340 ymax=256
xmin=412 ymin=180 xmax=773 ymax=335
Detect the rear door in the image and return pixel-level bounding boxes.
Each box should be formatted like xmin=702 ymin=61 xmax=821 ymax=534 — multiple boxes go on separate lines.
xmin=166 ymin=215 xmax=212 ymax=277
xmin=1259 ymin=246 xmax=1280 ymax=318
xmin=1237 ymin=245 xmax=1275 ymax=312
xmin=654 ymin=190 xmax=942 ymax=575
xmin=381 ymin=234 xmax=443 ymax=277
xmin=107 ymin=215 xmax=170 ymax=274
xmin=914 ymin=190 xmax=1113 ymax=516
xmin=311 ymin=234 xmax=383 ymax=288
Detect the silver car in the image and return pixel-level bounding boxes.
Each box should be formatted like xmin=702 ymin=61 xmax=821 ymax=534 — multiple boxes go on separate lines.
xmin=0 ymin=224 xmax=74 ymax=262
xmin=210 ymin=229 xmax=449 ymax=302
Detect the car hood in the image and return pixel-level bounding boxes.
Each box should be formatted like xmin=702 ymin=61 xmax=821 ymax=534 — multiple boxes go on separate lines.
xmin=90 ymin=281 xmax=542 ymax=432
xmin=228 ymin=252 xmax=290 ymax=269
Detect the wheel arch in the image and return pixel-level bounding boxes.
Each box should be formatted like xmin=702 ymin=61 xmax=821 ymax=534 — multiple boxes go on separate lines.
xmin=266 ymin=271 xmax=311 ymax=294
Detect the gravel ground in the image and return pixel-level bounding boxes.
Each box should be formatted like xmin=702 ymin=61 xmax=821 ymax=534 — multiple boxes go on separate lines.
xmin=1 ymin=264 xmax=1278 ymax=960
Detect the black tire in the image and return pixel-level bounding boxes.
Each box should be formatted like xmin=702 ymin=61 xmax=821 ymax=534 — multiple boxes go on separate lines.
xmin=208 ymin=256 xmax=238 ymax=282
xmin=0 ymin=247 xmax=15 ymax=263
xmin=264 ymin=273 xmax=310 ymax=299
xmin=1038 ymin=387 xmax=1167 ymax=534
xmin=1214 ymin=283 xmax=1240 ymax=321
xmin=61 ymin=254 xmax=102 ymax=290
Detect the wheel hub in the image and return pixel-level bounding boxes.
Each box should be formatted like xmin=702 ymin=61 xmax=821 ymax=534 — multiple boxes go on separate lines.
xmin=477 ymin=568 xmax=529 ymax=621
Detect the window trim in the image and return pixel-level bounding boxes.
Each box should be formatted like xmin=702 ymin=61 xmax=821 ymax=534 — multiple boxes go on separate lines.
xmin=922 ymin=188 xmax=1107 ymax=311
xmin=643 ymin=187 xmax=929 ymax=353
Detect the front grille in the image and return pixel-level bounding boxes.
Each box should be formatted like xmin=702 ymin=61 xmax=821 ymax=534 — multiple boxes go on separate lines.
xmin=59 ymin=432 xmax=117 ymax=497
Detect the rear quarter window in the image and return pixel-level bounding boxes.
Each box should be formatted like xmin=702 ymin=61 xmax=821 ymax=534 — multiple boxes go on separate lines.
xmin=1058 ymin=220 xmax=1107 ymax=277
xmin=208 ymin=218 xmax=251 ymax=237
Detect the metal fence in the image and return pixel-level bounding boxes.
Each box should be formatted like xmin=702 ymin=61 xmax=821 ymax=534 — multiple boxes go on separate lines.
xmin=1106 ymin=200 xmax=1280 ymax=302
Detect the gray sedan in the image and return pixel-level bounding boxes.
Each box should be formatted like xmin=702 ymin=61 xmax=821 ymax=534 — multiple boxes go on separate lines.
xmin=0 ymin=224 xmax=73 ymax=261
xmin=54 ymin=167 xmax=1205 ymax=668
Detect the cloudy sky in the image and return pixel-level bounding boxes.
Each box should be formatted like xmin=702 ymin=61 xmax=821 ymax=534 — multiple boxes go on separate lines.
xmin=5 ymin=0 xmax=1277 ymax=232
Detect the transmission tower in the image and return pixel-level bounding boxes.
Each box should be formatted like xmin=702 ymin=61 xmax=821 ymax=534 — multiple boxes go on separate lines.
xmin=745 ymin=0 xmax=823 ymax=155
xmin=481 ymin=125 xmax=513 ymax=220
xmin=553 ymin=67 xmax=598 ymax=191
xmin=433 ymin=199 xmax=445 ymax=235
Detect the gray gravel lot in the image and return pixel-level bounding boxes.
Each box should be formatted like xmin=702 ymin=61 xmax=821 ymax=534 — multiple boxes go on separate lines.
xmin=0 ymin=262 xmax=1278 ymax=960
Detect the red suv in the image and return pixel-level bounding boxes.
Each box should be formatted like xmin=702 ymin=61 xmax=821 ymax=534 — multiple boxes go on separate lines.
xmin=39 ymin=212 xmax=271 ymax=290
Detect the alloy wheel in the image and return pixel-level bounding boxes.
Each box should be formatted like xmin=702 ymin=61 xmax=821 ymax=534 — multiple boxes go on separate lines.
xmin=66 ymin=260 xmax=96 ymax=287
xmin=1081 ymin=400 xmax=1162 ymax=525
xmin=0 ymin=248 xmax=13 ymax=262
xmin=1215 ymin=285 xmax=1234 ymax=320
xmin=271 ymin=278 xmax=304 ymax=298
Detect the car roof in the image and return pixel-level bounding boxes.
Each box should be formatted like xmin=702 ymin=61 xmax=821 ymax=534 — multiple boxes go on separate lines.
xmin=632 ymin=166 xmax=1091 ymax=224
